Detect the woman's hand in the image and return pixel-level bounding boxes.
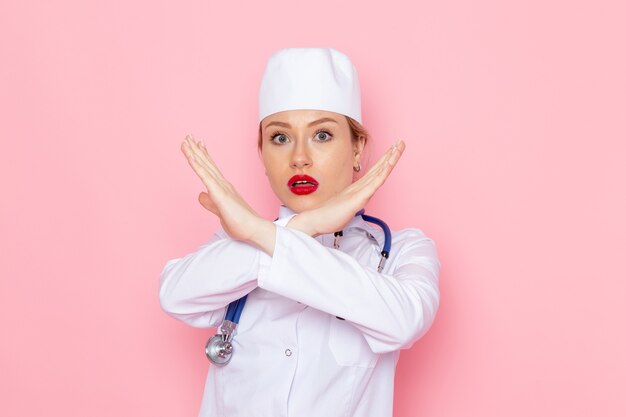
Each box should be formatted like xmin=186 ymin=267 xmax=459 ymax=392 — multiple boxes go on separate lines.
xmin=181 ymin=134 xmax=274 ymax=250
xmin=287 ymin=139 xmax=406 ymax=236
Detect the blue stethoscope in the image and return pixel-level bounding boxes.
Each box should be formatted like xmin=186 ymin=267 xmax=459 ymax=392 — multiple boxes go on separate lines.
xmin=205 ymin=209 xmax=391 ymax=366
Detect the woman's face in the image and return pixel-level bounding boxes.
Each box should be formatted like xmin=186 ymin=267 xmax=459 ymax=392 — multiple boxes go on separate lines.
xmin=260 ymin=109 xmax=364 ymax=213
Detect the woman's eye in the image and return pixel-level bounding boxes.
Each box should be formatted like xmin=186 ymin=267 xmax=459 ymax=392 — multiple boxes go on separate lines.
xmin=315 ymin=130 xmax=333 ymax=142
xmin=271 ymin=133 xmax=288 ymax=144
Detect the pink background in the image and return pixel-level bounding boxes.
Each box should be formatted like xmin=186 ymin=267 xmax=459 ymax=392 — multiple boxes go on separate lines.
xmin=1 ymin=1 xmax=624 ymax=416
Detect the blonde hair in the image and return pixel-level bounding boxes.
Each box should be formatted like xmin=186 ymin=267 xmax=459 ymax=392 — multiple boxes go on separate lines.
xmin=257 ymin=116 xmax=370 ymax=150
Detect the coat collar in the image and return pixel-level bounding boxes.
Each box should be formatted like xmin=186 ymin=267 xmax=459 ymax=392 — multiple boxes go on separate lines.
xmin=276 ymin=205 xmax=386 ymax=248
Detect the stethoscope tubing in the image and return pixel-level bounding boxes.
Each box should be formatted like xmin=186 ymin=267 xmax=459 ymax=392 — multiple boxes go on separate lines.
xmin=357 ymin=209 xmax=391 ymax=256
xmin=225 ymin=294 xmax=248 ymax=323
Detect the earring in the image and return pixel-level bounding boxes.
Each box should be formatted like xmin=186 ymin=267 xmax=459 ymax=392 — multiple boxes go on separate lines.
xmin=353 ymin=162 xmax=361 ymax=172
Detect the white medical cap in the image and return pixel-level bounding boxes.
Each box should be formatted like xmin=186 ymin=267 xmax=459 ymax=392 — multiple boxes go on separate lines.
xmin=258 ymin=47 xmax=362 ymax=124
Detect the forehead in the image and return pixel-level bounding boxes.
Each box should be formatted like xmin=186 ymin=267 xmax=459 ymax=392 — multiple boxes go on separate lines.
xmin=261 ymin=109 xmax=347 ymax=129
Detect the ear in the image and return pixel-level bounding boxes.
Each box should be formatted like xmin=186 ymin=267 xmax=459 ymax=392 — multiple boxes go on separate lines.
xmin=353 ymin=134 xmax=366 ymax=163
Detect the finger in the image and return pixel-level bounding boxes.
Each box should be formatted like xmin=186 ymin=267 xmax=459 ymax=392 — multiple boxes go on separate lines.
xmin=359 ymin=141 xmax=399 ymax=180
xmin=184 ymin=134 xmax=214 ymax=168
xmin=181 ymin=137 xmax=239 ymax=205
xmin=373 ymin=140 xmax=405 ymax=184
xmin=188 ymin=135 xmax=214 ymax=165
xmin=196 ymin=138 xmax=217 ymax=165
xmin=196 ymin=140 xmax=229 ymax=181
xmin=186 ymin=135 xmax=229 ymax=181
xmin=368 ymin=141 xmax=405 ymax=190
xmin=387 ymin=139 xmax=405 ymax=167
xmin=368 ymin=141 xmax=404 ymax=185
xmin=365 ymin=139 xmax=405 ymax=181
xmin=181 ymin=141 xmax=212 ymax=178
xmin=186 ymin=148 xmax=236 ymax=208
xmin=350 ymin=140 xmax=406 ymax=196
xmin=183 ymin=147 xmax=222 ymax=192
xmin=354 ymin=151 xmax=393 ymax=190
xmin=182 ymin=136 xmax=222 ymax=180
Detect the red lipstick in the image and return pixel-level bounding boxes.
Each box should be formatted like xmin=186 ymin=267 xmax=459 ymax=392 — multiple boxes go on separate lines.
xmin=288 ymin=175 xmax=319 ymax=195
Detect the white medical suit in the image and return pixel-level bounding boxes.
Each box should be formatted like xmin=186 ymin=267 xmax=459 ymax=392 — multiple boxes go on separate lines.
xmin=159 ymin=205 xmax=441 ymax=417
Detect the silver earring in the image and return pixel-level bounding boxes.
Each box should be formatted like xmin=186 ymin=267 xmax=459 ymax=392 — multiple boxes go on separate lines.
xmin=353 ymin=162 xmax=361 ymax=172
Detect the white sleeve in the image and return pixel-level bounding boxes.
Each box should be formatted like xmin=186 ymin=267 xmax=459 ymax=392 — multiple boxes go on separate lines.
xmin=158 ymin=215 xmax=296 ymax=328
xmin=158 ymin=232 xmax=257 ymax=328
xmin=257 ymin=224 xmax=441 ymax=354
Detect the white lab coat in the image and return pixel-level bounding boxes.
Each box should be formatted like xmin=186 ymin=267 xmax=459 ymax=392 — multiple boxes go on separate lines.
xmin=159 ymin=205 xmax=441 ymax=417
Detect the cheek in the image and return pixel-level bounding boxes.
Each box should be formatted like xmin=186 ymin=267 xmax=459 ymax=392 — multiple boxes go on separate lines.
xmin=261 ymin=151 xmax=275 ymax=174
xmin=262 ymin=155 xmax=284 ymax=186
xmin=319 ymin=152 xmax=354 ymax=188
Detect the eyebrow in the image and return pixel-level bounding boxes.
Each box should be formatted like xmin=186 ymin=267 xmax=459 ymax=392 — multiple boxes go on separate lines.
xmin=265 ymin=117 xmax=338 ymax=130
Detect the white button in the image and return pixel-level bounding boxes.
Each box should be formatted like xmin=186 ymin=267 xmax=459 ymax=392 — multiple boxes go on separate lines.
xmin=285 ymin=348 xmax=292 ymax=357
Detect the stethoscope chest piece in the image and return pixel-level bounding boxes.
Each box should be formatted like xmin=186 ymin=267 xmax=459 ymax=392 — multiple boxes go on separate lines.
xmin=205 ymin=334 xmax=234 ymax=366
xmin=205 ymin=319 xmax=238 ymax=366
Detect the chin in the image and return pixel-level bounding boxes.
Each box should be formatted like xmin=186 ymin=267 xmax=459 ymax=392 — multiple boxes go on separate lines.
xmin=282 ymin=197 xmax=324 ymax=214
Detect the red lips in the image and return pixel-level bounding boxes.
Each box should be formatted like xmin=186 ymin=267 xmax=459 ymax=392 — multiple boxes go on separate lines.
xmin=288 ymin=175 xmax=319 ymax=195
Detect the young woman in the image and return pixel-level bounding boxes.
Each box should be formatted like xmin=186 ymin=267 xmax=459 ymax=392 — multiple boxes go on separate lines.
xmin=159 ymin=48 xmax=441 ymax=417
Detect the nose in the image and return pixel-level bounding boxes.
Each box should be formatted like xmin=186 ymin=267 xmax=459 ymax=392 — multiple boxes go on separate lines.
xmin=290 ymin=140 xmax=312 ymax=169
